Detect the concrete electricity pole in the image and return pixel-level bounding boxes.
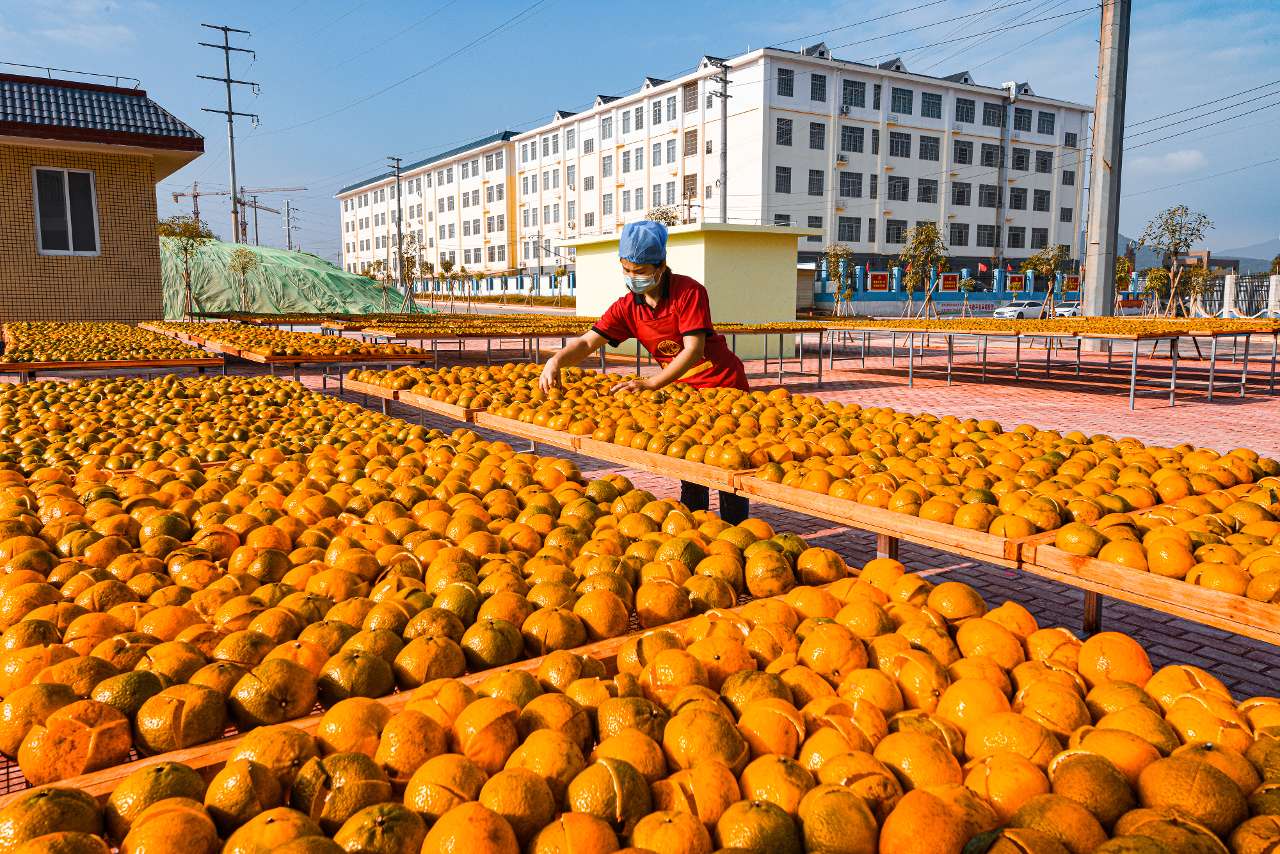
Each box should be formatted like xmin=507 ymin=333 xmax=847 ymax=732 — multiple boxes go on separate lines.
xmin=388 ymin=156 xmax=405 ymax=300
xmin=1083 ymin=0 xmax=1132 ymax=316
xmin=708 ymin=60 xmax=730 ymax=224
xmin=199 ymin=24 xmax=259 ymax=244
xmin=283 ymin=200 xmax=294 ymax=251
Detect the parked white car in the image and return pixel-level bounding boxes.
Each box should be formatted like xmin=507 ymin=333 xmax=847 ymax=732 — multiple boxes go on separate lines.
xmin=1055 ymin=301 xmax=1081 ymax=317
xmin=993 ymin=300 xmax=1048 ymax=319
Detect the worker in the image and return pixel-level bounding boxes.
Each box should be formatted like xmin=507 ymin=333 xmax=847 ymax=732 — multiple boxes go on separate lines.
xmin=538 ymin=220 xmax=751 ymax=524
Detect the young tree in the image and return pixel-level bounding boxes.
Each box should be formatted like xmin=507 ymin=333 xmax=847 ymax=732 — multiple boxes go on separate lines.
xmin=1115 ymin=256 xmax=1134 ymax=292
xmin=1020 ymin=243 xmax=1070 ymax=313
xmin=438 ymin=257 xmax=456 ymax=311
xmin=227 ymin=246 xmax=259 ymax=312
xmin=1137 ymin=205 xmax=1214 ymax=316
xmin=823 ymin=244 xmax=854 ymax=316
xmin=646 ymin=205 xmax=679 ymax=226
xmin=1271 ymin=254 xmax=1280 ymax=276
xmin=896 ymin=223 xmax=948 ymax=317
xmin=158 ymin=215 xmax=215 ymax=318
xmin=553 ymin=265 xmax=568 ymax=307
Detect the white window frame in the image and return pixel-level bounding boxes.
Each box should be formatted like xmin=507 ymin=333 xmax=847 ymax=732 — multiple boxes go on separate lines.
xmin=33 ymin=166 xmax=101 ymax=257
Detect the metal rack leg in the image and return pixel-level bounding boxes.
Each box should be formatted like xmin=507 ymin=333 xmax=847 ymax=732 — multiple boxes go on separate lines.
xmin=1076 ymin=338 xmax=1082 ymax=375
xmin=1208 ymin=337 xmax=1218 ymax=401
xmin=890 ymin=333 xmax=896 ymax=367
xmin=635 ymin=346 xmax=641 ymax=376
xmin=861 ymin=331 xmax=868 ymax=368
xmin=1045 ymin=337 xmax=1051 ymax=377
xmin=1014 ymin=337 xmax=1021 ymax=379
xmin=1083 ymin=591 xmax=1102 ymax=634
xmin=1241 ymin=334 xmax=1251 ymax=398
xmin=1128 ymin=341 xmax=1138 ymax=410
xmin=946 ymin=335 xmax=953 ymax=385
xmin=778 ymin=333 xmax=784 ymax=385
xmin=907 ymin=332 xmax=915 ymax=387
xmin=876 ymin=534 xmax=899 ymax=560
xmin=982 ymin=336 xmax=988 ymax=382
xmin=816 ymin=332 xmax=824 ymax=386
xmin=1170 ymin=343 xmax=1178 ymax=407
xmin=1271 ymin=333 xmax=1278 ymax=394
xmin=599 ymin=348 xmax=607 ymax=373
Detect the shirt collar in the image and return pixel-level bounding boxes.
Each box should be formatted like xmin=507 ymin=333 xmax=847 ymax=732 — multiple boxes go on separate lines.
xmin=632 ymin=267 xmax=672 ymax=307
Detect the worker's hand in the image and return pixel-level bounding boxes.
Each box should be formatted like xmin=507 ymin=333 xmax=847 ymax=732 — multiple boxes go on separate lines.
xmin=610 ymin=376 xmax=654 ymax=395
xmin=538 ymin=360 xmax=561 ymax=392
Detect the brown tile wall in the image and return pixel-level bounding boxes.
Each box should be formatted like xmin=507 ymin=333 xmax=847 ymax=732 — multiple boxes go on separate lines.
xmin=0 ymin=143 xmax=162 ymax=321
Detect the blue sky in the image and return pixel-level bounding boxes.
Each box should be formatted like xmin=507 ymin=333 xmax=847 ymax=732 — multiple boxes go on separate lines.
xmin=3 ymin=0 xmax=1278 ymax=259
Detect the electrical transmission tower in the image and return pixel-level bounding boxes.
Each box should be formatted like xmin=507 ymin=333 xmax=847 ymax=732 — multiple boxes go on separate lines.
xmin=199 ymin=24 xmax=259 ymax=243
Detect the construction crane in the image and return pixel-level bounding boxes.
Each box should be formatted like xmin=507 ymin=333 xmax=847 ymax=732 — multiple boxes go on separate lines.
xmin=238 ymin=186 xmax=306 ymax=246
xmin=170 ymin=181 xmax=231 ymax=223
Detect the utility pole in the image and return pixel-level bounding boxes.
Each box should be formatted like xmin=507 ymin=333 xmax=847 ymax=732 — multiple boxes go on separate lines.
xmin=1083 ymin=0 xmax=1132 ymax=316
xmin=250 ymin=194 xmax=259 ymax=245
xmin=708 ymin=60 xmax=730 ymax=224
xmin=388 ymin=156 xmax=405 ymax=303
xmin=199 ymin=24 xmax=258 ymax=244
xmin=283 ymin=200 xmax=294 ymax=251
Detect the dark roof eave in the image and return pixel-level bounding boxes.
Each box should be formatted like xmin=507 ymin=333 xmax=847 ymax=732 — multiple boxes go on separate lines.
xmin=0 ymin=121 xmax=205 ymax=152
xmin=335 ymin=129 xmax=520 ymax=196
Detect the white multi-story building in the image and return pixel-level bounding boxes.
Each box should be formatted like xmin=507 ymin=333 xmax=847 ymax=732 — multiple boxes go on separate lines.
xmin=337 ymin=131 xmax=517 ymax=277
xmin=337 ymin=44 xmax=1089 ymax=279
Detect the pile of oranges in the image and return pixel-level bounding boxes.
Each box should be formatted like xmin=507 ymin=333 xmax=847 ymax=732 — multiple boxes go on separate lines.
xmin=347 ymin=363 xmax=1278 ymax=540
xmin=1055 ymin=481 xmax=1280 ymax=605
xmin=3 ymin=562 xmax=1278 ymax=853
xmin=0 ymin=376 xmax=852 ymax=786
xmin=1 ymin=322 xmax=210 ymax=364
xmin=147 ymin=322 xmax=429 ymax=358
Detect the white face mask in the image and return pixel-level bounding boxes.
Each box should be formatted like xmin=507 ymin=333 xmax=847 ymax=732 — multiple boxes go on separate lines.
xmin=625 ymin=274 xmax=659 ymax=294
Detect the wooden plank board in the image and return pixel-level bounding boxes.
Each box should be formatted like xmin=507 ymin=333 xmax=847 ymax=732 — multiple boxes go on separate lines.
xmin=737 ymin=475 xmax=1028 ymax=567
xmin=344 ymin=379 xmax=399 ymax=401
xmin=397 ymin=391 xmax=477 ymax=423
xmin=574 ymin=437 xmax=739 ymax=489
xmin=0 ymin=357 xmax=222 ymax=373
xmin=471 ymin=412 xmax=577 ymax=450
xmin=1030 ymin=545 xmax=1280 ymax=646
xmin=1018 ymin=530 xmax=1060 ymax=565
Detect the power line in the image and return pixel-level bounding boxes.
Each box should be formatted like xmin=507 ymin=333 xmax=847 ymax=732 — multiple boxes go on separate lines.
xmin=810 ymin=0 xmax=1040 ymax=50
xmin=1123 ymin=156 xmax=1280 ymax=198
xmin=256 ymin=0 xmax=553 ymax=137
xmin=1128 ymin=97 xmax=1280 ymax=149
xmin=770 ymin=0 xmax=951 ymax=47
xmin=922 ymin=0 xmax=1071 ymax=71
xmin=838 ymin=7 xmax=1100 ymax=60
xmin=970 ymin=3 xmax=1092 ymax=70
xmin=1127 ymin=85 xmax=1280 ymax=136
xmin=1129 ymin=77 xmax=1280 ymax=127
xmin=333 ymin=0 xmax=463 ymax=70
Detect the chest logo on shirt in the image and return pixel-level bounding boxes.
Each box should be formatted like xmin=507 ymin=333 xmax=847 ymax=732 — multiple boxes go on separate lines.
xmin=655 ymin=339 xmax=682 ymax=358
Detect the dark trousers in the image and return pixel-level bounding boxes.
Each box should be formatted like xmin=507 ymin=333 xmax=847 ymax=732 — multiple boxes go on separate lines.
xmin=680 ymin=480 xmax=750 ymax=524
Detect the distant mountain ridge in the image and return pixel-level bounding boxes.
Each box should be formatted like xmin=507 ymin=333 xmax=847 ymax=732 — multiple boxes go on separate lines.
xmin=1086 ymin=232 xmax=1276 ymax=274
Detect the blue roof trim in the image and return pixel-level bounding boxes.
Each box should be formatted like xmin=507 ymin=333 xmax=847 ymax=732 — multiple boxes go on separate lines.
xmin=0 ymin=74 xmax=200 ymax=140
xmin=336 ymin=130 xmax=520 ymax=196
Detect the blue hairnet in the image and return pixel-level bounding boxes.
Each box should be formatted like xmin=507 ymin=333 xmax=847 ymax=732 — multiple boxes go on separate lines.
xmin=619 ymin=220 xmax=668 ymax=265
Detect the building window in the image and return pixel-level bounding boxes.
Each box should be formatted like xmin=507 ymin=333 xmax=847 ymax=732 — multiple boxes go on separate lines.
xmin=1038 ymin=111 xmax=1056 ymax=135
xmin=621 ymin=191 xmax=631 ymax=213
xmin=887 ymin=176 xmax=910 ymax=202
xmin=636 ymin=147 xmax=645 ymax=169
xmin=774 ymin=214 xmax=791 ymax=227
xmin=776 ymin=67 xmax=795 ymax=97
xmin=840 ymin=125 xmax=863 ymax=153
xmin=584 ymin=176 xmax=595 ymax=191
xmin=565 ymin=129 xmax=575 ymax=150
xmin=33 ymin=167 xmax=99 ymax=255
xmin=1060 ymin=206 xmax=1073 ymax=223
xmin=583 ymin=138 xmax=594 ymax=155
xmin=888 ymin=132 xmax=911 ymax=158
xmin=867 ymin=217 xmax=876 ymax=243
xmin=980 ymin=144 xmax=1002 ymax=168
xmin=869 ymin=174 xmax=878 ymax=199
xmin=602 ymin=194 xmax=613 ymax=216
xmin=921 ymin=92 xmax=942 ymax=119
xmin=872 ymin=84 xmax=881 ymax=110
xmin=1065 ymin=131 xmax=1078 ymax=148
xmin=955 ymin=98 xmax=975 ymax=124
xmin=566 ymin=165 xmax=576 ymax=188
xmin=839 ymin=171 xmax=862 ymax=198
xmin=1036 ymin=151 xmax=1054 ymax=173
xmin=838 ymin=216 xmax=860 ymax=242
xmin=775 ymin=166 xmax=792 ymax=194
xmin=885 ymin=219 xmax=907 ymax=244
xmin=651 ymin=142 xmax=662 ymax=166
xmin=891 ymin=87 xmax=913 ymax=114
xmin=584 ymin=212 xmax=595 ymax=229
xmin=949 ymin=222 xmax=969 ymax=246
xmin=601 ymin=116 xmax=613 ymax=139
xmin=666 ymin=139 xmax=676 ymax=163
xmin=602 ymin=155 xmax=613 ymax=177
xmin=1033 ymin=189 xmax=1050 ymax=212
xmin=1011 ymin=147 xmax=1029 ymax=171
xmin=842 ymin=79 xmax=865 ymax=108
xmin=682 ymin=174 xmax=698 ymax=201
xmin=666 ymin=96 xmax=676 ymax=121
xmin=622 ymin=111 xmax=631 ymax=135
xmin=1031 ymin=227 xmax=1049 ymax=249
xmin=917 ymin=178 xmax=938 ymax=204
xmin=684 ymin=129 xmax=698 ymax=156
xmin=1009 ymin=187 xmax=1027 ymax=210
xmin=811 ymin=73 xmax=827 ymax=102
xmin=978 ymin=184 xmax=1000 ymax=207
xmin=919 ymin=135 xmax=939 ymax=161
xmin=806 ymin=215 xmax=823 ymax=241
xmin=776 ymin=118 xmax=793 ymax=146
xmin=809 ymin=122 xmax=826 ymax=150
xmin=683 ymin=82 xmax=698 ymax=112
xmin=622 ymin=151 xmax=632 ymax=173
xmin=953 ymin=139 xmax=973 ymax=165
xmin=976 ymin=224 xmax=998 ymax=247
xmin=1013 ymin=107 xmax=1032 ymax=132
xmin=1063 ymin=170 xmax=1075 ymax=186
xmin=871 ymin=129 xmax=880 ymax=155
xmin=634 ymin=187 xmax=643 ymax=210
xmin=982 ymin=102 xmax=1004 ymax=127
xmin=1008 ymin=226 xmax=1026 ymax=249
xmin=808 ymin=169 xmax=825 ymax=196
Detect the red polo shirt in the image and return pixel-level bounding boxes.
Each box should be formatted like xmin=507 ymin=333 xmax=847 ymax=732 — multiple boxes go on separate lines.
xmin=592 ymin=271 xmax=749 ymax=391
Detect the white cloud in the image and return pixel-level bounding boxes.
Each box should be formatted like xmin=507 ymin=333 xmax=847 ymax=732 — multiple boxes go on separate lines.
xmin=1128 ymin=149 xmax=1209 ymax=175
xmin=35 ymin=22 xmax=135 ymax=49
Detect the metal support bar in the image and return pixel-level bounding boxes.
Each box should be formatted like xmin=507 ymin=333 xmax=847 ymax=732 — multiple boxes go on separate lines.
xmin=1083 ymin=591 xmax=1103 ymax=634
xmin=1170 ymin=341 xmax=1178 ymax=407
xmin=875 ymin=533 xmax=899 ymax=560
xmin=1128 ymin=340 xmax=1138 ymax=410
xmin=1241 ymin=333 xmax=1251 ymax=398
xmin=1208 ymin=336 xmax=1218 ymax=401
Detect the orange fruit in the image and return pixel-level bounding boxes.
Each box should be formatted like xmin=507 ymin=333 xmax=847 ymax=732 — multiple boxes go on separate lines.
xmin=651 ymin=760 xmax=741 ymax=830
xmin=529 ymin=812 xmax=619 ymax=854
xmin=714 ymin=799 xmax=802 ymax=854
xmin=479 ymin=767 xmax=557 ymax=844
xmin=1136 ymin=756 xmax=1249 ymax=837
xmin=17 ymin=699 xmax=131 ymax=786
xmin=873 ymin=731 xmax=963 ymax=791
xmin=1047 ymin=751 xmax=1136 ymax=827
xmin=421 ymin=802 xmax=518 ymax=854
xmin=963 ymin=753 xmax=1050 ymax=823
xmin=403 ymin=753 xmax=489 ymax=823
xmin=628 ymin=810 xmax=713 ymax=854
xmin=1008 ymin=793 xmax=1108 ymax=854
xmin=567 ymin=757 xmax=652 ymax=834
xmin=1077 ymin=632 xmax=1153 ymax=689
